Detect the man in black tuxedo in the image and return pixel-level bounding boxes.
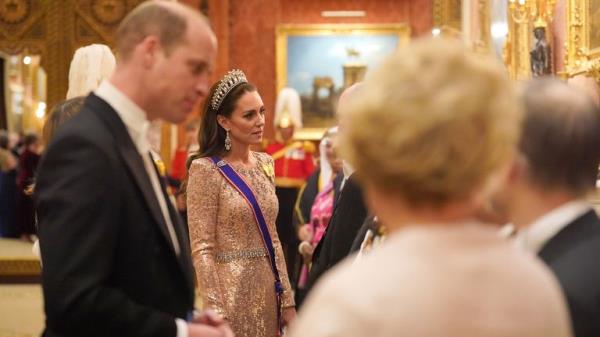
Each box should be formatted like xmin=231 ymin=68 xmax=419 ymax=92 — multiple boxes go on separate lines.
xmin=302 ymin=84 xmax=368 ymax=302
xmin=35 ymin=2 xmax=231 ymax=337
xmin=492 ymin=79 xmax=600 ymax=337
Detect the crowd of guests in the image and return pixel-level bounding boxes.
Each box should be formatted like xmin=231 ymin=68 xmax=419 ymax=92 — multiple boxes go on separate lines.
xmin=0 ymin=43 xmax=115 ymax=246
xmin=0 ymin=130 xmax=40 ymax=241
xmin=1 ymin=1 xmax=598 ymax=337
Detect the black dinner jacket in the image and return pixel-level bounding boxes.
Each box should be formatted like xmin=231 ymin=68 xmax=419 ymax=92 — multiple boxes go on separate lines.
xmin=304 ymin=175 xmax=367 ymax=295
xmin=35 ymin=94 xmax=195 ymax=337
xmin=538 ymin=209 xmax=600 ymax=337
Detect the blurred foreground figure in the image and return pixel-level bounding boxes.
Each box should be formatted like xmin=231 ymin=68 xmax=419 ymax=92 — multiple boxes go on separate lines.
xmin=492 ymin=78 xmax=600 ymax=337
xmin=35 ymin=2 xmax=232 ymax=337
xmin=288 ymin=38 xmax=572 ymax=337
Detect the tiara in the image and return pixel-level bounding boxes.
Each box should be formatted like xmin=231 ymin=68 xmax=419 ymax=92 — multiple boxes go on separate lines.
xmin=210 ymin=69 xmax=248 ymax=111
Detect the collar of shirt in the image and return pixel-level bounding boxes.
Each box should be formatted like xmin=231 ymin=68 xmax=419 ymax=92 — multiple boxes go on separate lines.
xmin=94 ymin=80 xmax=150 ymax=155
xmin=342 ymin=160 xmax=354 ymax=180
xmin=516 ymin=200 xmax=591 ymax=253
xmin=341 ymin=160 xmax=355 ymax=189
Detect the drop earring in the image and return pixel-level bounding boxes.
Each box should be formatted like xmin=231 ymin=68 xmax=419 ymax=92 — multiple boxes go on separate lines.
xmin=225 ymin=129 xmax=232 ymax=151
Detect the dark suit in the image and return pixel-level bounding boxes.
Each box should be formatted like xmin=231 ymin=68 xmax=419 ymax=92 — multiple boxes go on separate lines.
xmin=538 ymin=209 xmax=600 ymax=337
xmin=35 ymin=94 xmax=195 ymax=337
xmin=293 ymin=170 xmax=343 ymax=304
xmin=350 ymin=214 xmax=378 ymax=253
xmin=303 ymin=175 xmax=367 ymax=299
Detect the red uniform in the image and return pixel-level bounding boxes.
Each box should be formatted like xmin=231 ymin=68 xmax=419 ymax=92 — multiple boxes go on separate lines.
xmin=265 ymin=141 xmax=315 ymax=188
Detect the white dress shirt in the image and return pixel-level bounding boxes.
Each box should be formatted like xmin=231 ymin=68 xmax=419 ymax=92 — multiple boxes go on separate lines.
xmin=516 ymin=200 xmax=592 ymax=253
xmin=340 ymin=160 xmax=355 ymax=189
xmin=94 ymin=81 xmax=188 ymax=337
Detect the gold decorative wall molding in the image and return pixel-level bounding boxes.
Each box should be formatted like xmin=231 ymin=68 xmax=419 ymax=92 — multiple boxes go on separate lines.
xmin=433 ymin=0 xmax=462 ymax=30
xmin=506 ymin=9 xmax=532 ymax=80
xmin=74 ymin=0 xmax=142 ymax=45
xmin=0 ymin=259 xmax=40 ymax=276
xmin=474 ymin=0 xmax=492 ymax=53
xmin=564 ymin=0 xmax=600 ymax=83
xmin=0 ymin=0 xmax=46 ymax=58
xmin=0 ymin=0 xmax=143 ymax=110
xmin=581 ymin=58 xmax=600 ymax=83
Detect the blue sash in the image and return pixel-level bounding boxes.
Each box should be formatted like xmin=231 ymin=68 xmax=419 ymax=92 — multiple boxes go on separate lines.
xmin=210 ymin=156 xmax=284 ymax=334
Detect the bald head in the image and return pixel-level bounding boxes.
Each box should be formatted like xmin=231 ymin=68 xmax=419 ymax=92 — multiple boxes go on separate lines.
xmin=116 ymin=1 xmax=212 ymax=62
xmin=337 ymin=82 xmax=363 ymax=114
xmin=520 ymin=78 xmax=600 ymax=195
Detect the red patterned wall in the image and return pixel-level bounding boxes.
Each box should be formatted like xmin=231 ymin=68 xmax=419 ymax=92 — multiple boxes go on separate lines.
xmin=205 ymin=0 xmax=433 ymax=138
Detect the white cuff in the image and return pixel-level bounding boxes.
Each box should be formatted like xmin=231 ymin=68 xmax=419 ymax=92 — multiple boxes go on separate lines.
xmin=175 ymin=318 xmax=189 ymax=337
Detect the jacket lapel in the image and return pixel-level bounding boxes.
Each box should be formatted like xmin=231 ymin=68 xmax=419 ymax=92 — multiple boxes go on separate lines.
xmin=86 ymin=94 xmax=180 ymax=260
xmin=151 ymin=155 xmax=196 ymax=297
xmin=538 ymin=209 xmax=599 ymax=263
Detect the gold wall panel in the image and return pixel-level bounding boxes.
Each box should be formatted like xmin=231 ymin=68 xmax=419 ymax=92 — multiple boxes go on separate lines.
xmin=0 ymin=0 xmax=143 ymax=110
xmin=434 ymin=0 xmax=463 ymax=30
xmin=565 ymin=0 xmax=600 ymax=82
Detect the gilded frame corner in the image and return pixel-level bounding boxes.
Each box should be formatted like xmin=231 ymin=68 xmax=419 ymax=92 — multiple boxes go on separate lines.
xmin=565 ymin=0 xmax=600 ymax=81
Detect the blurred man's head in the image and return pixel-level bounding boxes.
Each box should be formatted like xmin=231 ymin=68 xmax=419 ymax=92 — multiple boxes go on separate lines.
xmin=278 ymin=125 xmax=294 ymax=142
xmin=336 ymin=82 xmax=363 ymax=135
xmin=520 ymin=79 xmax=600 ymax=195
xmin=491 ymin=79 xmax=600 ymax=226
xmin=114 ymin=1 xmax=217 ymax=123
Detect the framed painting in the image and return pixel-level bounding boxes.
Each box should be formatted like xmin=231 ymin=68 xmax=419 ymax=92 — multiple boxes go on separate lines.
xmin=565 ymin=0 xmax=600 ymax=80
xmin=276 ymin=24 xmax=410 ymax=140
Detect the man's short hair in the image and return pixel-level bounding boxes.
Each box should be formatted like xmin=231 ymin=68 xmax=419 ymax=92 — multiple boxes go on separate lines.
xmin=521 ymin=79 xmax=600 ymax=195
xmin=116 ymin=2 xmax=191 ymax=60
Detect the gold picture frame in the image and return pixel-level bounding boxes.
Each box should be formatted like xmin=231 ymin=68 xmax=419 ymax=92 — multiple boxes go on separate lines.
xmin=275 ymin=24 xmax=410 ymax=140
xmin=565 ymin=0 xmax=600 ymax=81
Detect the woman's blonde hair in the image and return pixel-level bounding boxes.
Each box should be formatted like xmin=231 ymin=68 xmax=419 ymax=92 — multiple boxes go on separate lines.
xmin=66 ymin=44 xmax=116 ymax=99
xmin=340 ymin=38 xmax=522 ymax=206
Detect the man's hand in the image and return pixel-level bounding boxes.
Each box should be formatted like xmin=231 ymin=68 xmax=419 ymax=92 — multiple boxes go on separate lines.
xmin=298 ymin=241 xmax=314 ymax=264
xmin=297 ymin=224 xmax=313 ymax=242
xmin=189 ymin=309 xmax=235 ymax=337
xmin=193 ymin=309 xmax=225 ymax=326
xmin=188 ymin=322 xmax=234 ymax=337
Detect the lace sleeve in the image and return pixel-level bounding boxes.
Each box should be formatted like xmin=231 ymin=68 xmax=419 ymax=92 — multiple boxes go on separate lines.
xmin=187 ymin=158 xmax=227 ymax=317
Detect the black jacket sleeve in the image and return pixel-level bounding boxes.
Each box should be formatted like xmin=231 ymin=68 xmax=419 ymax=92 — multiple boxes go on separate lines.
xmin=35 ymin=133 xmax=177 ymax=337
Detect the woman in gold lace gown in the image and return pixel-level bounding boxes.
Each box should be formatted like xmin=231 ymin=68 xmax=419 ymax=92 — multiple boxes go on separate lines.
xmin=186 ymin=70 xmax=295 ymax=337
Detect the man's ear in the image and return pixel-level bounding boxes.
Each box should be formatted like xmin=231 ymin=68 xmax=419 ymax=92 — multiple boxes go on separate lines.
xmin=508 ymin=153 xmax=529 ymax=183
xmin=216 ymin=115 xmax=230 ymax=131
xmin=137 ymin=35 xmax=161 ymax=68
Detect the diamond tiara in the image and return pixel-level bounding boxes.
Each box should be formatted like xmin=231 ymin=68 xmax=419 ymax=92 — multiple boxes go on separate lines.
xmin=210 ymin=69 xmax=248 ymax=111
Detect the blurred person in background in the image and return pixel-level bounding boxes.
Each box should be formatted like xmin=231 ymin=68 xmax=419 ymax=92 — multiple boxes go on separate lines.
xmin=294 ymin=126 xmax=343 ymax=305
xmin=0 ymin=130 xmax=18 ymax=238
xmin=16 ymin=132 xmax=40 ymax=242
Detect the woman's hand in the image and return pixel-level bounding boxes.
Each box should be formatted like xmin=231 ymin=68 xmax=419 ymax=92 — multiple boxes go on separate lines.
xmin=298 ymin=241 xmax=314 ymax=263
xmin=282 ymin=306 xmax=296 ymax=326
xmin=297 ymin=224 xmax=313 ymax=242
